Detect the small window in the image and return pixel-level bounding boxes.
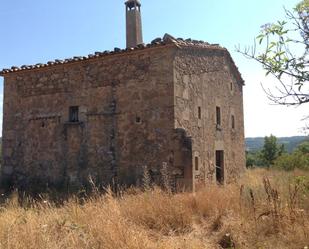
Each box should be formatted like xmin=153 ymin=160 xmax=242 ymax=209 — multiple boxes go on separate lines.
xmin=216 ymin=106 xmax=221 ymax=126
xmin=136 ymin=116 xmax=141 ymax=124
xmin=195 ymin=156 xmax=199 ymax=171
xmin=230 ymin=82 xmax=233 ymax=91
xmin=198 ymin=106 xmax=202 ymax=119
xmin=231 ymin=115 xmax=235 ymax=129
xmin=69 ymin=106 xmax=79 ymax=122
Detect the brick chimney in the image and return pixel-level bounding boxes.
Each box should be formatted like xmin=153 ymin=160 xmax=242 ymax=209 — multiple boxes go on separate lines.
xmin=125 ymin=0 xmax=143 ymax=48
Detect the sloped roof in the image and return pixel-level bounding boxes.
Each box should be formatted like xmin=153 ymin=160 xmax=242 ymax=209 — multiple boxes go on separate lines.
xmin=0 ymin=34 xmax=244 ymax=85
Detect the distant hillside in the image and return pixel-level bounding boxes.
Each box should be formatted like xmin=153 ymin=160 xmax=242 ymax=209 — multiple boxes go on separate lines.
xmin=246 ymin=136 xmax=309 ymax=153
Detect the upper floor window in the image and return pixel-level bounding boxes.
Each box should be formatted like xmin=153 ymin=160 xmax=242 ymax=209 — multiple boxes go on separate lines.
xmin=216 ymin=106 xmax=221 ymax=126
xmin=136 ymin=116 xmax=142 ymax=124
xmin=69 ymin=106 xmax=79 ymax=122
xmin=198 ymin=106 xmax=202 ymax=119
xmin=195 ymin=156 xmax=199 ymax=171
xmin=231 ymin=115 xmax=235 ymax=129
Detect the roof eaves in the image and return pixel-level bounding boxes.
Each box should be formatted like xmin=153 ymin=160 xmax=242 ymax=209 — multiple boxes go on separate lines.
xmin=0 ymin=34 xmax=242 ymax=81
xmin=0 ymin=34 xmax=179 ymax=76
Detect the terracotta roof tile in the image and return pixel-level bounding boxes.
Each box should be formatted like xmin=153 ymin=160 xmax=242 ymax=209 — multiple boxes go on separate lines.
xmin=0 ymin=33 xmax=244 ymax=84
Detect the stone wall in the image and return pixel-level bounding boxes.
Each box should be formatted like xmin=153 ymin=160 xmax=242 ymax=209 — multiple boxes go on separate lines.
xmin=1 ymin=43 xmax=245 ymax=192
xmin=174 ymin=47 xmax=246 ymax=190
xmin=1 ymin=46 xmax=178 ymax=189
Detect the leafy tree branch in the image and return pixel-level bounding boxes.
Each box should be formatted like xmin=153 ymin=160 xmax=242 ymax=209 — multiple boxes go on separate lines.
xmin=237 ymin=0 xmax=309 ymax=106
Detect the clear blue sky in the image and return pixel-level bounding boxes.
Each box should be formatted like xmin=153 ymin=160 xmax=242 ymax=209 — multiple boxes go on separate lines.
xmin=0 ymin=0 xmax=306 ymax=137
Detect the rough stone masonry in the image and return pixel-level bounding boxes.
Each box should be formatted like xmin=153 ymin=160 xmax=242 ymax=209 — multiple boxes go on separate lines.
xmin=0 ymin=0 xmax=245 ymax=191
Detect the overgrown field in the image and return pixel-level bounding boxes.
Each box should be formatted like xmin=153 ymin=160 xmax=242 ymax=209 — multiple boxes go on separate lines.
xmin=0 ymin=169 xmax=308 ymax=249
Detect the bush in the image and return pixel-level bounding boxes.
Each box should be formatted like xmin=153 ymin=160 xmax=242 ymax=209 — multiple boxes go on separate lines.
xmin=246 ymin=151 xmax=266 ymax=168
xmin=274 ymin=152 xmax=309 ymax=171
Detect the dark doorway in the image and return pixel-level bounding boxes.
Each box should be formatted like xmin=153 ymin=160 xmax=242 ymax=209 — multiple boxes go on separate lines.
xmin=215 ymin=150 xmax=224 ymax=184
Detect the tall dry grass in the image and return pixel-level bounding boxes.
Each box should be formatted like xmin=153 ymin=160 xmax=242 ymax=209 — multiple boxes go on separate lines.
xmin=0 ymin=168 xmax=308 ymax=249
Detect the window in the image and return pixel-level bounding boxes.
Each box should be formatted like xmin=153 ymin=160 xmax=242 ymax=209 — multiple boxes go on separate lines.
xmin=136 ymin=116 xmax=141 ymax=124
xmin=230 ymin=82 xmax=233 ymax=91
xmin=216 ymin=106 xmax=221 ymax=126
xmin=195 ymin=156 xmax=199 ymax=171
xmin=216 ymin=150 xmax=224 ymax=184
xmin=198 ymin=106 xmax=201 ymax=119
xmin=69 ymin=106 xmax=79 ymax=122
xmin=231 ymin=115 xmax=235 ymax=129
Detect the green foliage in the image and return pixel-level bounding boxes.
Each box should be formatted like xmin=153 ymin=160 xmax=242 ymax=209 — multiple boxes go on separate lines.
xmin=293 ymin=175 xmax=309 ymax=193
xmin=296 ymin=0 xmax=309 ymax=9
xmin=245 ymin=135 xmax=307 ymax=169
xmin=273 ymin=141 xmax=309 ymax=171
xmin=246 ymin=151 xmax=262 ymax=168
xmin=246 ymin=152 xmax=255 ymax=168
xmin=295 ymin=141 xmax=309 ymax=154
xmin=246 ymin=136 xmax=308 ymax=153
xmin=238 ymin=0 xmax=309 ymax=106
xmin=273 ymin=152 xmax=309 ymax=171
xmin=260 ymin=135 xmax=284 ymax=166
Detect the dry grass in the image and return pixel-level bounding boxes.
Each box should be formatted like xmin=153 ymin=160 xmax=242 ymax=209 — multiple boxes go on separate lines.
xmin=0 ymin=168 xmax=308 ymax=249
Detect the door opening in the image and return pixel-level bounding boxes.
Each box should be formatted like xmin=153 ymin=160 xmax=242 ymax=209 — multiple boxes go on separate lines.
xmin=215 ymin=150 xmax=224 ymax=184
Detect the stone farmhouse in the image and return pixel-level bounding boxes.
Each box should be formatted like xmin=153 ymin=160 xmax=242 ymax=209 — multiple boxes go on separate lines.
xmin=0 ymin=0 xmax=245 ymax=191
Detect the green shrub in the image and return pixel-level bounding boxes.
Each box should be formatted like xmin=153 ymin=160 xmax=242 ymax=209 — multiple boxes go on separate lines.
xmin=273 ymin=152 xmax=309 ymax=171
xmin=246 ymin=151 xmax=268 ymax=168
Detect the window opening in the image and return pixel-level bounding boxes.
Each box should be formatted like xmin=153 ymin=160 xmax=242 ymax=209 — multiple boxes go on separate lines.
xmin=195 ymin=156 xmax=199 ymax=171
xmin=232 ymin=115 xmax=235 ymax=129
xmin=69 ymin=106 xmax=79 ymax=122
xmin=198 ymin=106 xmax=202 ymax=119
xmin=216 ymin=106 xmax=221 ymax=126
xmin=136 ymin=116 xmax=141 ymax=124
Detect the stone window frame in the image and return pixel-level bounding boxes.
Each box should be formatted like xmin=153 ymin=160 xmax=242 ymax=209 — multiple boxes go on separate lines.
xmin=231 ymin=114 xmax=235 ymax=130
xmin=216 ymin=106 xmax=221 ymax=130
xmin=194 ymin=156 xmax=199 ymax=171
xmin=69 ymin=106 xmax=79 ymax=123
xmin=198 ymin=106 xmax=202 ymax=119
xmin=135 ymin=115 xmax=142 ymax=124
xmin=230 ymin=79 xmax=235 ymax=95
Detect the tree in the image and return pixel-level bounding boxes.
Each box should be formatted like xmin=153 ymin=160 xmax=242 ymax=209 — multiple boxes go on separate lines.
xmin=237 ymin=0 xmax=309 ymax=106
xmin=273 ymin=152 xmax=309 ymax=170
xmin=246 ymin=151 xmax=265 ymax=168
xmin=295 ymin=140 xmax=309 ymax=154
xmin=260 ymin=135 xmax=284 ymax=166
xmin=274 ymin=140 xmax=309 ymax=171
